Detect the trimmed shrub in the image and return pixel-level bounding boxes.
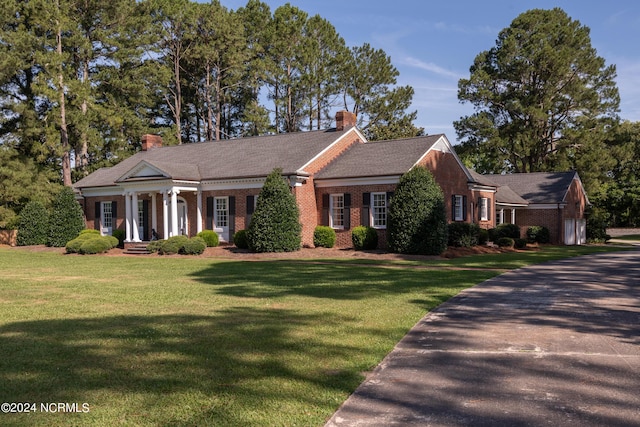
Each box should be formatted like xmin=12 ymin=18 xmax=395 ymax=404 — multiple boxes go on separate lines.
xmin=197 ymin=230 xmax=219 ymax=247
xmin=489 ymin=223 xmax=521 ymax=241
xmin=66 ymin=233 xmax=118 ymax=254
xmin=586 ymin=207 xmax=610 ymax=243
xmin=514 ymin=238 xmax=528 ymax=249
xmin=147 ymin=240 xmax=163 ymax=254
xmin=233 ymin=230 xmax=248 ymax=249
xmin=351 ymin=226 xmax=378 ymax=250
xmin=112 ymin=229 xmax=125 ymax=248
xmin=247 ymin=168 xmax=302 ymax=252
xmin=313 ymin=226 xmax=336 ymax=248
xmin=526 ymin=226 xmax=550 ymax=244
xmin=17 ymin=201 xmax=49 ymax=246
xmin=158 ymin=235 xmax=189 ymax=255
xmin=478 ymin=228 xmax=489 ymax=245
xmin=447 ymin=222 xmax=480 ymax=248
xmin=79 ymin=229 xmax=100 ymax=236
xmin=497 ymin=237 xmax=515 ymax=248
xmin=387 ymin=166 xmax=448 ymax=255
xmin=48 ymin=187 xmax=85 ymax=247
xmin=180 ymin=237 xmax=206 ymax=255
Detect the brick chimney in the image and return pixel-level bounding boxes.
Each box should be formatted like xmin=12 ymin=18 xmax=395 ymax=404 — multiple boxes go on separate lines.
xmin=335 ymin=110 xmax=357 ymax=131
xmin=141 ymin=134 xmax=163 ymax=151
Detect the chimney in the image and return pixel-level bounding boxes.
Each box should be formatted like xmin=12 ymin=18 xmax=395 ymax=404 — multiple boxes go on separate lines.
xmin=335 ymin=110 xmax=357 ymax=131
xmin=141 ymin=134 xmax=163 ymax=151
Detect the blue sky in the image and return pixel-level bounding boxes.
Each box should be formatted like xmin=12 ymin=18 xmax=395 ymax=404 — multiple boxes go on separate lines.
xmin=219 ymin=0 xmax=640 ymax=143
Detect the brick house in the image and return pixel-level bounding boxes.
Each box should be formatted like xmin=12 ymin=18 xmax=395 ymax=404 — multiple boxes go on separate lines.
xmin=482 ymin=172 xmax=590 ymax=245
xmin=73 ymin=111 xmax=587 ymax=248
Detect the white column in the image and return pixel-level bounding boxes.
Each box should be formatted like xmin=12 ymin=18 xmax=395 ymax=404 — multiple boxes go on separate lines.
xmin=162 ymin=191 xmax=169 ymax=239
xmin=511 ymin=208 xmax=516 ymax=225
xmin=170 ymin=189 xmax=179 ymax=237
xmin=196 ymin=190 xmax=203 ymax=234
xmin=124 ymin=192 xmax=132 ymax=242
xmin=499 ymin=208 xmax=504 ymax=225
xmin=151 ymin=193 xmax=157 ymax=237
xmin=131 ymin=192 xmax=140 ymax=242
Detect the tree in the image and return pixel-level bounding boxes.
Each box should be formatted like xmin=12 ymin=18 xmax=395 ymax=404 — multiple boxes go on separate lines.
xmin=340 ymin=43 xmax=423 ymax=141
xmin=47 ymin=186 xmax=85 ymax=247
xmin=387 ymin=166 xmax=447 ymax=255
xmin=455 ymin=8 xmax=619 ymax=175
xmin=247 ymin=168 xmax=301 ymax=252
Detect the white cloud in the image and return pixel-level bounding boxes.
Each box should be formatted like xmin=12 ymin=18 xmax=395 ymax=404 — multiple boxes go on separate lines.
xmin=402 ymin=57 xmax=462 ymax=79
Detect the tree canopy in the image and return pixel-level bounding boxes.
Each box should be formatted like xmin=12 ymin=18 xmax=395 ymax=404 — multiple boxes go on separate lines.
xmin=0 ymin=0 xmax=421 ymax=226
xmin=455 ymin=8 xmax=619 ymax=176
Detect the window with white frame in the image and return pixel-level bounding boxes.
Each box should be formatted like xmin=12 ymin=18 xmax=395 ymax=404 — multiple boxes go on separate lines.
xmin=453 ymin=195 xmax=464 ymax=221
xmin=479 ymin=197 xmax=489 ymax=221
xmin=101 ymin=201 xmax=113 ymax=228
xmin=215 ymin=197 xmax=228 ymax=227
xmin=372 ymin=192 xmax=387 ymax=228
xmin=330 ymin=194 xmax=344 ymax=228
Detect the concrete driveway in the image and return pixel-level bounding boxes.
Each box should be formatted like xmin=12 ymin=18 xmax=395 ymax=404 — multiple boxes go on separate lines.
xmin=326 ymin=249 xmax=640 ymax=426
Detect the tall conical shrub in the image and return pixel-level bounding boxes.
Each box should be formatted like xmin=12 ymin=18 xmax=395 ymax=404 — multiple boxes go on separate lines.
xmin=247 ymin=168 xmax=301 ymax=252
xmin=48 ymin=187 xmax=85 ymax=247
xmin=17 ymin=201 xmax=49 ymax=246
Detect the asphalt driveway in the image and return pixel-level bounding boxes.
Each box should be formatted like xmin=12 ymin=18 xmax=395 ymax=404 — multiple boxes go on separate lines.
xmin=326 ymin=249 xmax=640 ymax=426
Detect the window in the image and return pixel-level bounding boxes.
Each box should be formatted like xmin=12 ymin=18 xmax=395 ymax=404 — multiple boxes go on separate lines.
xmin=330 ymin=194 xmax=344 ymax=228
xmin=138 ymin=200 xmax=145 ymax=231
xmin=101 ymin=201 xmax=113 ymax=232
xmin=372 ymin=192 xmax=387 ymax=228
xmin=453 ymin=195 xmax=464 ymax=221
xmin=479 ymin=197 xmax=489 ymax=221
xmin=215 ymin=197 xmax=228 ymax=227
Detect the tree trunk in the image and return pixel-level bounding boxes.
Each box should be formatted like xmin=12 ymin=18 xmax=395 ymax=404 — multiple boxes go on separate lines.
xmin=56 ymin=9 xmax=72 ymax=187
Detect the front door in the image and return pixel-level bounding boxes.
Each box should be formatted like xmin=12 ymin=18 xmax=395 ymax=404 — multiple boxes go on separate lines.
xmin=564 ymin=219 xmax=576 ymax=245
xmin=214 ymin=196 xmax=229 ymax=241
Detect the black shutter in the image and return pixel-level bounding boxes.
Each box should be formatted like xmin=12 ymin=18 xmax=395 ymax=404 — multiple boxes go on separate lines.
xmin=246 ymin=195 xmax=255 ymax=215
xmin=206 ymin=197 xmax=214 ymax=229
xmin=112 ymin=202 xmax=117 ymax=234
xmin=478 ymin=197 xmax=482 ymax=222
xmin=462 ymin=196 xmax=467 ymax=222
xmin=142 ymin=200 xmax=149 ymax=240
xmin=94 ymin=202 xmax=100 ymax=230
xmin=344 ymin=193 xmax=351 ymax=230
xmin=362 ymin=192 xmax=370 ymax=226
xmin=486 ymin=198 xmax=491 ymax=222
xmin=322 ymin=194 xmax=330 ymax=226
xmin=229 ymin=196 xmax=236 ymax=242
xmin=386 ymin=191 xmax=394 ymax=204
xmin=452 ymin=195 xmax=457 ymax=221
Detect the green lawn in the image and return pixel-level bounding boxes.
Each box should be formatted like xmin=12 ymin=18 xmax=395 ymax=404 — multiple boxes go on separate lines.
xmin=0 ymin=245 xmax=625 ymax=426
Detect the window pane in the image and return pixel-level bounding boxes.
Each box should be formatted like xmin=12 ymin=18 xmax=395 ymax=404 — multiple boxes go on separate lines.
xmin=331 ymin=194 xmax=344 ymax=228
xmin=102 ymin=202 xmax=112 ymax=228
xmin=215 ymin=198 xmax=228 ymax=227
xmin=480 ymin=198 xmax=488 ymax=221
xmin=372 ymin=193 xmax=387 ymax=227
xmin=454 ymin=195 xmax=463 ymax=221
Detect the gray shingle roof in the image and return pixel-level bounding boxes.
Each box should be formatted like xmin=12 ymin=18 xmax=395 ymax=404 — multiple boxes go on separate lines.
xmin=485 ymin=171 xmax=579 ymax=204
xmin=74 ymin=129 xmax=352 ymax=189
xmin=315 ymin=135 xmax=445 ymax=180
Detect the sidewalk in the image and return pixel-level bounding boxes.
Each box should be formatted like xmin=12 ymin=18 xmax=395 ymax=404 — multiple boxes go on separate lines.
xmin=326 ymin=249 xmax=640 ymax=426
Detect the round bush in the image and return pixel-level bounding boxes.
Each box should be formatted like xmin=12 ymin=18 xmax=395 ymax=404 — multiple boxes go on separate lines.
xmin=478 ymin=228 xmax=489 ymax=245
xmin=159 ymin=235 xmax=189 ymax=255
xmin=526 ymin=226 xmax=550 ymax=244
xmin=447 ymin=222 xmax=480 ymax=247
xmin=146 ymin=240 xmax=163 ymax=253
xmin=387 ymin=166 xmax=448 ymax=255
xmin=233 ymin=230 xmax=248 ymax=249
xmin=180 ymin=237 xmax=206 ymax=255
xmin=17 ymin=201 xmax=49 ymax=246
xmin=497 ymin=237 xmax=515 ymax=248
xmin=314 ymin=226 xmax=336 ymax=248
xmin=79 ymin=229 xmax=100 ymax=236
xmin=197 ymin=230 xmax=219 ymax=247
xmin=352 ymin=226 xmax=378 ymax=250
xmin=514 ymin=238 xmax=527 ymax=249
xmin=79 ymin=237 xmax=113 ymax=254
xmin=112 ymin=229 xmax=125 ymax=248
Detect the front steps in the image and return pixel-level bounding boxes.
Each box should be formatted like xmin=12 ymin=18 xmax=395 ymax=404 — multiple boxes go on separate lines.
xmin=123 ymin=243 xmax=151 ymax=255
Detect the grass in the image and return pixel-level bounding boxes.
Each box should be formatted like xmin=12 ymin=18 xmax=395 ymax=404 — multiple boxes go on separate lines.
xmin=611 ymin=234 xmax=640 ymax=241
xmin=0 ymin=244 xmax=626 ymax=426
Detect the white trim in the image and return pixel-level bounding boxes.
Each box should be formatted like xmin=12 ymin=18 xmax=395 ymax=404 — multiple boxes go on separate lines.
xmin=329 ymin=193 xmax=345 ymax=229
xmin=523 ymin=203 xmax=567 ymax=210
xmin=315 ymin=175 xmax=401 ymax=188
xmin=299 ymin=127 xmax=367 ymax=172
xmin=371 ymin=192 xmax=388 ymax=229
xmin=117 ymin=160 xmax=170 ymax=182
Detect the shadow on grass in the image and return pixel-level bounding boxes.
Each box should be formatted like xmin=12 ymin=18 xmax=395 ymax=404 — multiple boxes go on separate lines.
xmin=0 ymin=308 xmax=377 ymax=426
xmin=188 ymin=261 xmax=495 ymax=303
